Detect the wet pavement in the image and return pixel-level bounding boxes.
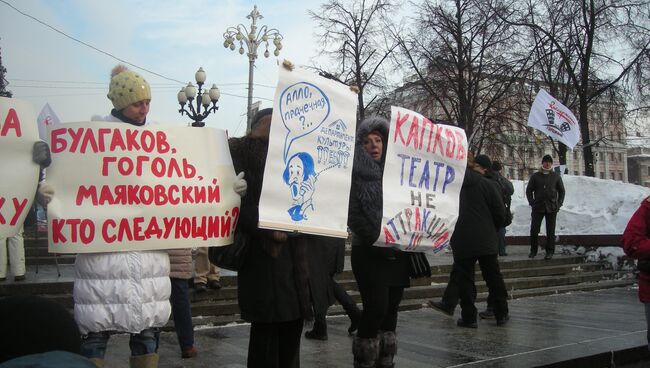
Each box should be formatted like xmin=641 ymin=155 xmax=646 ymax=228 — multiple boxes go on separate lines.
xmin=100 ymin=286 xmax=646 ymax=367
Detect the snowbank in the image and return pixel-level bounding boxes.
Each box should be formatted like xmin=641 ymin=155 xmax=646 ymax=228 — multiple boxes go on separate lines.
xmin=508 ymin=175 xmax=650 ymax=236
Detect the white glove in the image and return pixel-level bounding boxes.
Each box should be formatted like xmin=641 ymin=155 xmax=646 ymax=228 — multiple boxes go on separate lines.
xmin=37 ymin=181 xmax=54 ymax=206
xmin=233 ymin=172 xmax=247 ymax=197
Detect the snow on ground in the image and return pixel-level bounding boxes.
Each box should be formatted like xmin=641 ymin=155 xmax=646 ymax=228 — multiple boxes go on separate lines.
xmin=508 ymin=175 xmax=650 ymax=236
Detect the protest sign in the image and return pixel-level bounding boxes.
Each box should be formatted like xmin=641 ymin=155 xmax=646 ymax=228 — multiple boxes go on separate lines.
xmin=258 ymin=65 xmax=358 ymax=238
xmin=0 ymin=97 xmax=40 ymax=237
xmin=46 ymin=123 xmax=240 ymax=253
xmin=527 ymin=89 xmax=580 ymax=149
xmin=379 ymin=106 xmax=467 ymax=252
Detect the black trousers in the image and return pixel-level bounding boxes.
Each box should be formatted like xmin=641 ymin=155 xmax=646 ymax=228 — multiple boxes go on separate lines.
xmin=530 ymin=211 xmax=558 ymax=255
xmin=247 ymin=319 xmax=303 ymax=368
xmin=357 ymin=281 xmax=404 ymax=338
xmin=455 ymin=255 xmax=508 ymax=322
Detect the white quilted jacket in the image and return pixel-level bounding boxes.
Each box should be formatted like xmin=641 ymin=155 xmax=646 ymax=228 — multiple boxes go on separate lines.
xmin=74 ymin=114 xmax=171 ymax=334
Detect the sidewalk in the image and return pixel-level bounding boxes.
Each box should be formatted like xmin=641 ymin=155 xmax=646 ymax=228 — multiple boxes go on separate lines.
xmin=98 ymin=286 xmax=647 ymax=367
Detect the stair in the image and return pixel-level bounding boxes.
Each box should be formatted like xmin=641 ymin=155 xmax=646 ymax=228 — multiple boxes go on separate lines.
xmin=3 ymin=244 xmax=635 ymax=333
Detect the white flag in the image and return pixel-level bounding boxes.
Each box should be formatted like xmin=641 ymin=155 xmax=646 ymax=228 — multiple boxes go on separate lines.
xmin=527 ymin=89 xmax=580 ymax=149
xmin=37 ymin=103 xmax=61 ymax=141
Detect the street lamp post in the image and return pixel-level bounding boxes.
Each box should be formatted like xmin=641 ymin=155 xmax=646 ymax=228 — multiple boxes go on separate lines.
xmin=177 ymin=67 xmax=220 ymax=127
xmin=223 ymin=5 xmax=283 ymax=133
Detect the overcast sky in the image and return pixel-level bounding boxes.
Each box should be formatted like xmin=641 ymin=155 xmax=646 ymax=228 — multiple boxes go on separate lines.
xmin=0 ymin=0 xmax=330 ymax=136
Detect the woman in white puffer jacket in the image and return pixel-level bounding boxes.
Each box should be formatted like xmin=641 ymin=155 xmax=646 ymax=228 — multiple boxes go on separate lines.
xmin=42 ymin=65 xmax=171 ymax=368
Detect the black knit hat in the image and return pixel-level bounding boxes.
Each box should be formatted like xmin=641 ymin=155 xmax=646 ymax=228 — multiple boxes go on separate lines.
xmin=492 ymin=160 xmax=502 ymax=171
xmin=542 ymin=154 xmax=553 ymax=163
xmin=475 ymin=154 xmax=492 ymax=170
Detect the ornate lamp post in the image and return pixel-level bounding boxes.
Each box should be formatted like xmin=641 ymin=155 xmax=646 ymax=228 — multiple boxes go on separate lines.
xmin=177 ymin=67 xmax=220 ymax=127
xmin=223 ymin=5 xmax=283 ymax=133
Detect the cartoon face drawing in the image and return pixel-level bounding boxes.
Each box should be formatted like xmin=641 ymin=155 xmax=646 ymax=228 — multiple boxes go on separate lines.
xmin=283 ymin=152 xmax=317 ymax=221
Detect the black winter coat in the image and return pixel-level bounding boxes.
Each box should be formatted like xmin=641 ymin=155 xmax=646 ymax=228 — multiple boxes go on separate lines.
xmin=451 ymin=169 xmax=506 ymax=260
xmin=305 ymin=235 xmax=345 ymax=316
xmin=348 ymin=122 xmax=409 ymax=289
xmin=525 ymin=170 xmax=565 ymax=213
xmin=229 ymin=136 xmax=309 ymax=323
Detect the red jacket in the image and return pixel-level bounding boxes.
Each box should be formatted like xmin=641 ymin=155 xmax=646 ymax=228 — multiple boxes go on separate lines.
xmin=623 ymin=197 xmax=650 ymax=302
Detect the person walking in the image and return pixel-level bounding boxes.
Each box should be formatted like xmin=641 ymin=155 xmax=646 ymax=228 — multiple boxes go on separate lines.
xmin=622 ymin=196 xmax=650 ymax=351
xmin=40 ymin=65 xmax=171 ymax=368
xmin=349 ymin=116 xmax=410 ymax=368
xmin=229 ymin=107 xmax=311 ymax=368
xmin=452 ymin=154 xmax=509 ymax=328
xmin=303 ymin=235 xmax=361 ymax=340
xmin=526 ymin=154 xmax=565 ymax=259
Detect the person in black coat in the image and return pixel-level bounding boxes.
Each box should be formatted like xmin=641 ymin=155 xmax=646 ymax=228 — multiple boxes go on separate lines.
xmin=526 ymin=154 xmax=566 ymax=259
xmin=303 ymin=235 xmax=361 ymax=340
xmin=229 ymin=108 xmax=311 ymax=368
xmin=452 ymin=154 xmax=509 ymax=327
xmin=348 ymin=116 xmax=410 ymax=368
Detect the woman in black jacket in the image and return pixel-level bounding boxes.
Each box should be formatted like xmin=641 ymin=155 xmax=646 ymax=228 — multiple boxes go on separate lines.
xmin=229 ymin=108 xmax=311 ymax=368
xmin=348 ymin=116 xmax=410 ymax=368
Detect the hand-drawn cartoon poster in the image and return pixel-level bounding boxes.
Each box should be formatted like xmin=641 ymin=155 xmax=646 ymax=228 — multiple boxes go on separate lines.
xmin=379 ymin=106 xmax=467 ymax=253
xmin=258 ymin=66 xmax=358 ymax=238
xmin=0 ymin=97 xmax=40 ymax=238
xmin=46 ymin=123 xmax=240 ymax=253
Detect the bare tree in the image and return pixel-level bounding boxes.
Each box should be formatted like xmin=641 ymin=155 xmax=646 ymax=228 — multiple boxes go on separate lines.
xmin=309 ymin=0 xmax=398 ymax=122
xmin=502 ymin=0 xmax=650 ymax=177
xmin=395 ymin=0 xmax=531 ymax=153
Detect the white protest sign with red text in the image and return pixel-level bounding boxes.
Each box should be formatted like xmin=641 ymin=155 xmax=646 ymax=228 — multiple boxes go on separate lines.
xmin=47 ymin=123 xmax=240 ymax=253
xmin=0 ymin=97 xmax=40 ymax=237
xmin=379 ymin=106 xmax=467 ymax=253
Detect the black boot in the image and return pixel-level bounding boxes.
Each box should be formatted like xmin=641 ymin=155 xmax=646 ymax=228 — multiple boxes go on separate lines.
xmin=305 ymin=314 xmax=328 ymax=340
xmin=376 ymin=331 xmax=397 ymax=368
xmin=352 ymin=336 xmax=379 ymax=368
xmin=334 ymin=281 xmax=362 ymax=335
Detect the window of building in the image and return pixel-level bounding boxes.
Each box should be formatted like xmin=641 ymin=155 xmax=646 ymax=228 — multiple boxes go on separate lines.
xmin=574 ymin=171 xmax=579 ymax=175
xmin=573 ymin=151 xmax=578 ymax=160
xmin=619 ymin=172 xmax=623 ymax=181
xmin=618 ymin=132 xmax=622 ymax=141
xmin=610 ymin=172 xmax=615 ymax=180
xmin=618 ymin=153 xmax=622 ymax=161
xmin=600 ymin=172 xmax=605 ymax=179
xmin=647 ymin=166 xmax=650 ymax=176
xmin=509 ymin=168 xmax=515 ymax=179
xmin=609 ymin=152 xmax=614 ymax=161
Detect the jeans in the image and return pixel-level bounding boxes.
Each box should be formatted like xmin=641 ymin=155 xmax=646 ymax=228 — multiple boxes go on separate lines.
xmin=170 ymin=277 xmax=194 ymax=349
xmin=80 ymin=328 xmax=160 ymax=359
xmin=497 ymin=227 xmax=507 ymax=256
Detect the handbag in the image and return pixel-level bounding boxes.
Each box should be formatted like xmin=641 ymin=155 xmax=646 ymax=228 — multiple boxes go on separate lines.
xmin=208 ymin=230 xmax=250 ymax=271
xmin=407 ymin=252 xmax=431 ymax=279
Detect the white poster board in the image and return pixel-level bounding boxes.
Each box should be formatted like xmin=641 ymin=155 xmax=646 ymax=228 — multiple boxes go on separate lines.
xmin=379 ymin=106 xmax=467 ymax=252
xmin=258 ymin=66 xmax=358 ymax=238
xmin=0 ymin=97 xmax=40 ymax=238
xmin=47 ymin=123 xmax=240 ymax=253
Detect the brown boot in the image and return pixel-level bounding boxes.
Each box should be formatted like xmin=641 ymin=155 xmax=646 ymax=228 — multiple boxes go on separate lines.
xmin=129 ymin=353 xmax=159 ymax=368
xmin=352 ymin=336 xmax=379 ymax=368
xmin=89 ymin=358 xmax=104 ymax=368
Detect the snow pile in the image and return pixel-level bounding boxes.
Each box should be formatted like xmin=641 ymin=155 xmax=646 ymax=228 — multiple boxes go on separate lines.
xmin=507 ymin=175 xmax=649 ymax=236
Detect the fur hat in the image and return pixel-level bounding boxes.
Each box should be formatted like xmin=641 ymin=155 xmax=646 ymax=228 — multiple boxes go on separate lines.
xmin=475 ymin=154 xmax=492 ymax=170
xmin=542 ymin=154 xmax=553 ymax=163
xmin=356 ymin=116 xmax=389 ymax=161
xmin=107 ymin=64 xmax=151 ymax=110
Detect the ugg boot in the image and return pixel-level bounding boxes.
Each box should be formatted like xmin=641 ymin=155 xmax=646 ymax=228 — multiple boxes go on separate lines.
xmin=352 ymin=336 xmax=379 ymax=368
xmin=89 ymin=358 xmax=104 ymax=368
xmin=305 ymin=314 xmax=328 ymax=340
xmin=377 ymin=331 xmax=397 ymax=368
xmin=129 ymin=353 xmax=159 ymax=368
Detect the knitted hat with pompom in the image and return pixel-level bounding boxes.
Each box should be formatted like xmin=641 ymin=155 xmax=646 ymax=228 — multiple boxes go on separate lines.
xmin=107 ymin=64 xmax=151 ymax=110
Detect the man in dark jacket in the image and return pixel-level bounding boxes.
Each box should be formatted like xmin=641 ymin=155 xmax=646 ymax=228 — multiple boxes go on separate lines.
xmin=526 ymin=154 xmax=566 ymax=260
xmin=452 ymin=154 xmax=509 ymax=327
